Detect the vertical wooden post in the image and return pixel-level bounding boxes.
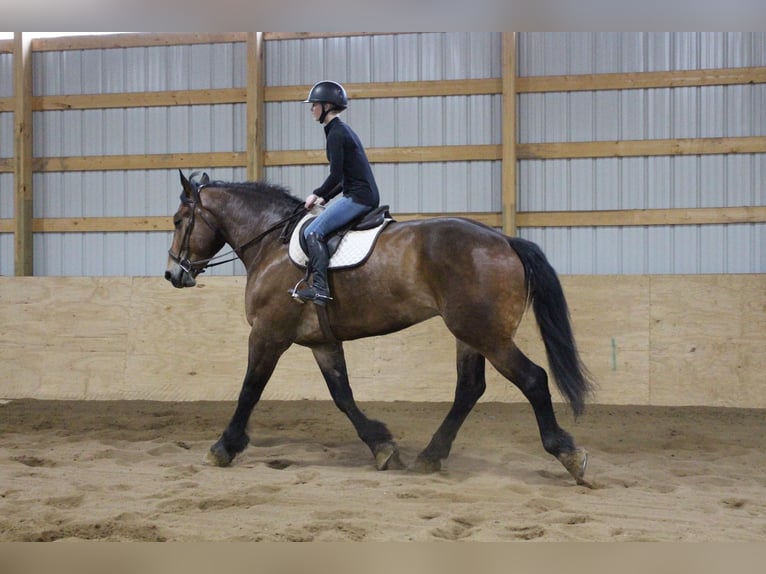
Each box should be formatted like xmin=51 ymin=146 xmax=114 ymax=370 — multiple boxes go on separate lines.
xmin=14 ymin=32 xmax=34 ymax=276
xmin=501 ymin=32 xmax=517 ymax=236
xmin=246 ymin=32 xmax=265 ymax=181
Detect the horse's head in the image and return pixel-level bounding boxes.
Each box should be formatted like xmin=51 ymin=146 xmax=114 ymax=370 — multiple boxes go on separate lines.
xmin=165 ymin=170 xmax=226 ymax=288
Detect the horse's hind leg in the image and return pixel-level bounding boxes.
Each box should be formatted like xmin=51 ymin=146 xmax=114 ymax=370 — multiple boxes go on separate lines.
xmin=489 ymin=344 xmax=589 ymax=485
xmin=411 ymin=340 xmax=486 ymax=473
xmin=312 ymin=343 xmax=405 ymax=470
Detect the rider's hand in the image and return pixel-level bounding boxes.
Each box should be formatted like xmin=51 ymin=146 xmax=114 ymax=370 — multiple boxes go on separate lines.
xmin=305 ymin=194 xmax=325 ymax=209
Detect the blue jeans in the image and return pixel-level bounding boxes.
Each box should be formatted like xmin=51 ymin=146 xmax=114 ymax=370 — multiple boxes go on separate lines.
xmin=303 ymin=195 xmax=373 ymax=241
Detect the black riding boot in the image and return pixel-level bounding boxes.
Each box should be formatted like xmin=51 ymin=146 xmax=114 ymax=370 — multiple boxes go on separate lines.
xmin=293 ymin=232 xmax=333 ymax=306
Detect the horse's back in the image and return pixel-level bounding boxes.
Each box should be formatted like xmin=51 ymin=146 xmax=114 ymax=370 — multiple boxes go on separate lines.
xmin=325 ymin=216 xmax=528 ymax=344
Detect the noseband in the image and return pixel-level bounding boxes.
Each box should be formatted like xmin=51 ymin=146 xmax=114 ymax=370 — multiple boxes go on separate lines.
xmin=168 ymin=178 xmax=307 ymax=276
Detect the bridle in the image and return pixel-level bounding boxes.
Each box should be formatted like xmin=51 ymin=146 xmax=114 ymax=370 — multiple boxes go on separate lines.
xmin=167 ymin=178 xmax=307 ymax=277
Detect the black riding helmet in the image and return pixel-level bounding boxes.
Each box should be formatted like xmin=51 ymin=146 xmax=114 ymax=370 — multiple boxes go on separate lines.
xmin=305 ymin=81 xmax=348 ymax=123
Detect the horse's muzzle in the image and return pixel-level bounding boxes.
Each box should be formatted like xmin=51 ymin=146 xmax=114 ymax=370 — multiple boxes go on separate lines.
xmin=165 ymin=265 xmax=197 ymax=288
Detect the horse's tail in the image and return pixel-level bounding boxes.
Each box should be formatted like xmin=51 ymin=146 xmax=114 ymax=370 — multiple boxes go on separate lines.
xmin=508 ymin=237 xmax=594 ymax=417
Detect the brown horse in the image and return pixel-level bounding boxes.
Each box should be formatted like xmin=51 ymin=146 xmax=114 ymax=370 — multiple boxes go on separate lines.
xmin=165 ymin=171 xmax=594 ymax=485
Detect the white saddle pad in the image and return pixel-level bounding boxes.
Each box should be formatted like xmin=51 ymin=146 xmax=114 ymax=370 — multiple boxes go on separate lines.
xmin=288 ymin=212 xmax=391 ymax=270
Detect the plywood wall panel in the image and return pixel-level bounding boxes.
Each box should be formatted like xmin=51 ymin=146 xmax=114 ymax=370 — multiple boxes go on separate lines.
xmin=0 ymin=274 xmax=763 ymax=407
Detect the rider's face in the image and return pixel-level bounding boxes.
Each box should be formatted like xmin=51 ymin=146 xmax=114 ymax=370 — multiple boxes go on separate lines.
xmin=311 ymin=102 xmax=323 ymax=122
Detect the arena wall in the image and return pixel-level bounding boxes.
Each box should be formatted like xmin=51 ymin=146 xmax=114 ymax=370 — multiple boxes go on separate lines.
xmin=1 ymin=274 xmax=763 ymax=408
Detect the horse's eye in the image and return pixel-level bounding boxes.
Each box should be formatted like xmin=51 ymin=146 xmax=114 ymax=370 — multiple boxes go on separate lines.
xmin=173 ymin=217 xmax=182 ymax=228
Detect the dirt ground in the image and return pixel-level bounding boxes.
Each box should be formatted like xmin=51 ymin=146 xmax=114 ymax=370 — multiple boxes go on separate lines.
xmin=1 ymin=399 xmax=765 ymax=542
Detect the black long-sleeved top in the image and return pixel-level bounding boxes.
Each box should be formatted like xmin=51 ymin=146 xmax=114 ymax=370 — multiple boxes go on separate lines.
xmin=313 ymin=117 xmax=380 ymax=208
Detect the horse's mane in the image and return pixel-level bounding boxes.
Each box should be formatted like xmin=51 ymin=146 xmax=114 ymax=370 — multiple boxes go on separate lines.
xmin=206 ymin=179 xmax=304 ymax=212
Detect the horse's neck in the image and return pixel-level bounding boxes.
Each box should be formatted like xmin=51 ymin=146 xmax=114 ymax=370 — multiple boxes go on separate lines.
xmin=208 ymin=186 xmax=290 ymax=266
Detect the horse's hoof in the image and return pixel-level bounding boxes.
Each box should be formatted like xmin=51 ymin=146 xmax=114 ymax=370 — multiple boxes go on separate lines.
xmin=557 ymin=447 xmax=592 ymax=488
xmin=409 ymin=455 xmax=441 ymax=474
xmin=374 ymin=443 xmax=405 ymax=471
xmin=206 ymin=442 xmax=234 ymax=467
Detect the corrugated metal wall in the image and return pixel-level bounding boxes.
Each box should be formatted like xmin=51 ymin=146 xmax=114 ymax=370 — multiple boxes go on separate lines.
xmin=0 ymin=52 xmax=13 ymax=276
xmin=517 ymin=32 xmax=765 ymax=274
xmin=264 ymin=33 xmax=503 ymax=215
xmin=29 ymin=42 xmax=248 ymax=276
xmin=1 ymin=33 xmax=764 ymax=277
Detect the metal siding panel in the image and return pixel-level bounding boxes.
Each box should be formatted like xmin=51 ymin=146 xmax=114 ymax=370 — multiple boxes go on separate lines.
xmin=594 ymin=91 xmax=620 ymax=140
xmin=646 ymin=157 xmax=672 ymax=208
xmin=371 ymin=35 xmax=395 ymax=83
xmin=646 ymin=33 xmax=672 ymax=72
xmin=324 ymin=37 xmax=348 ymax=82
xmin=621 ymin=90 xmax=645 ymax=139
xmin=347 ymin=36 xmax=371 ymax=83
xmin=125 ymin=47 xmax=146 ymax=91
xmin=700 ymin=225 xmax=726 ymax=273
xmin=102 ymin=49 xmax=124 ymax=93
xmin=544 ymin=160 xmax=569 ymax=211
xmin=646 ymin=88 xmax=672 ymax=138
xmin=444 ymin=33 xmax=469 ymax=80
xmin=672 ymin=226 xmax=700 ymax=273
xmin=444 ymin=162 xmax=468 ymax=211
xmin=726 ymin=155 xmax=753 ymax=206
xmin=700 ymin=32 xmax=725 ymax=69
xmin=466 ymin=162 xmax=496 ymax=212
xmin=621 ymin=158 xmax=646 ymax=209
xmin=394 ymin=164 xmax=422 ymax=213
xmin=673 ymin=156 xmax=698 ymax=208
xmin=569 ymin=92 xmax=594 ymax=142
xmin=419 ymin=163 xmax=444 ymax=212
xmin=594 ymin=159 xmax=619 ymax=209
xmin=517 ymin=93 xmax=544 ymax=143
xmin=673 ymin=32 xmax=698 ymax=71
xmin=0 ymin=53 xmax=13 ymax=97
xmin=621 ymin=33 xmax=646 ymax=73
xmin=371 ymin=99 xmax=395 ymax=148
xmin=646 ymin=227 xmax=674 ymax=273
xmin=395 ymin=34 xmax=420 ymax=82
xmin=570 ymin=159 xmax=594 ymax=211
xmin=542 ymin=33 xmax=569 ymax=75
xmin=672 ymin=87 xmax=697 ymax=138
xmin=232 ymin=42 xmax=247 ymax=87
xmin=595 ymin=33 xmax=623 ymax=73
xmin=621 ymin=227 xmax=647 ymax=274
xmin=543 ymin=93 xmax=568 ymax=142
xmin=420 ymin=33 xmax=444 ymax=81
xmin=595 ymin=228 xmax=621 ymax=273
xmin=517 ymin=33 xmax=544 ymax=77
xmin=568 ymin=33 xmax=594 ymax=74
xmin=700 ymin=86 xmax=725 ymax=137
xmin=0 ymin=112 xmax=13 ymax=157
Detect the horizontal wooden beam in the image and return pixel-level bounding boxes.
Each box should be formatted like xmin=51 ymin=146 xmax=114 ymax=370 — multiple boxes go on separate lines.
xmin=266 ymin=145 xmax=501 ymax=166
xmin=30 ymin=33 xmax=247 ymax=52
xmin=5 ymin=67 xmax=764 ymax=114
xmin=265 ymin=78 xmax=502 ymax=102
xmin=33 ymin=89 xmax=246 ymax=111
xmin=0 ymin=158 xmax=13 ymax=173
xmin=3 ymin=206 xmax=763 ymax=235
xmin=35 ymin=152 xmax=246 ymax=172
xmin=263 ymin=33 xmax=394 ymax=41
xmin=518 ymin=137 xmax=766 ymax=160
xmin=518 ymin=66 xmax=766 ymax=93
xmin=19 ymin=135 xmax=766 ymax=174
xmin=517 ymin=206 xmax=766 ymax=228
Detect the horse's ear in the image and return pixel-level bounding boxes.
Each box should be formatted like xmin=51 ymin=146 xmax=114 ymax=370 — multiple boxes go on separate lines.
xmin=200 ymin=173 xmax=210 ymax=185
xmin=179 ymin=170 xmax=193 ymax=199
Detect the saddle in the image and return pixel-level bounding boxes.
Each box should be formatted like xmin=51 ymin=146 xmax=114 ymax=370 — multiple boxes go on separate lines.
xmin=287 ymin=205 xmax=393 ymax=270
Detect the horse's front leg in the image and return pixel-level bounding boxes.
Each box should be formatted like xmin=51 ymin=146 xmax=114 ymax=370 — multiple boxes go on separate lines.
xmin=312 ymin=343 xmax=405 ymax=470
xmin=207 ymin=331 xmax=289 ymax=467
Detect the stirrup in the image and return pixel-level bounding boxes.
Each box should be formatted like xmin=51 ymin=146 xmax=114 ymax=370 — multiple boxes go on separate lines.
xmin=289 ymin=278 xmax=310 ymax=304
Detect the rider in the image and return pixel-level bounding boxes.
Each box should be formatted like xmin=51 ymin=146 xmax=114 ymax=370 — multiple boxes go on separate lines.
xmin=292 ymin=80 xmax=380 ymax=306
